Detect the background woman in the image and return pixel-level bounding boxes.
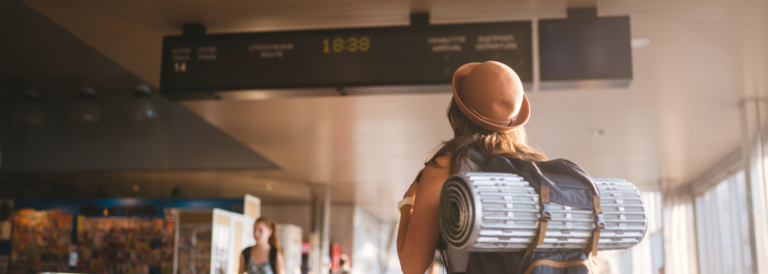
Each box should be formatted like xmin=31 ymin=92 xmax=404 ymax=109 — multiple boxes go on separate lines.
xmin=396 ymin=61 xmax=546 ymax=274
xmin=239 ymin=217 xmax=286 ymax=274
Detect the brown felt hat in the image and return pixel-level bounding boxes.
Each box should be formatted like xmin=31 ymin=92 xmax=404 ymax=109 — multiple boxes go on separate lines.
xmin=451 ymin=61 xmax=530 ymax=132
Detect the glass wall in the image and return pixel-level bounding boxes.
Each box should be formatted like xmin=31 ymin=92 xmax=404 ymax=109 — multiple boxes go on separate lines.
xmin=659 ymin=98 xmax=768 ymax=274
xmin=600 ymin=191 xmax=664 ymax=274
xmin=662 ymin=194 xmax=698 ymax=274
xmin=695 ymin=171 xmax=753 ymax=274
xmin=739 ymin=97 xmax=768 ymax=274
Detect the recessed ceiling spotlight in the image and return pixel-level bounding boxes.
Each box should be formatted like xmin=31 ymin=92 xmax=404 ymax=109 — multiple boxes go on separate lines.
xmin=125 ymin=84 xmax=158 ymax=122
xmin=69 ymin=88 xmax=100 ymax=126
xmin=591 ymin=129 xmax=605 ymax=136
xmin=631 ymin=37 xmax=651 ymax=48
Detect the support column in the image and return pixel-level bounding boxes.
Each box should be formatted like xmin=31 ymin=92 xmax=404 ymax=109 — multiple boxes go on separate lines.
xmin=310 ymin=183 xmax=331 ymax=274
xmin=740 ymin=98 xmax=768 ymax=274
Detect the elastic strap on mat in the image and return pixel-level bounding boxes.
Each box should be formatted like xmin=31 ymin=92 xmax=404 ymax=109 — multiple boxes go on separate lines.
xmin=524 ymin=186 xmax=551 ymax=258
xmin=584 ymin=195 xmax=604 ymax=258
xmin=523 ymin=259 xmax=590 ymax=274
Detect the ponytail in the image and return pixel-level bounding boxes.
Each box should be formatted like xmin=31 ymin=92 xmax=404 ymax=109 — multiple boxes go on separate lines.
xmin=256 ymin=217 xmax=281 ymax=253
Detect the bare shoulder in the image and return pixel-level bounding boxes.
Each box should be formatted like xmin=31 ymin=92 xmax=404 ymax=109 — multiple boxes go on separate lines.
xmin=420 ymin=156 xmax=451 ymax=186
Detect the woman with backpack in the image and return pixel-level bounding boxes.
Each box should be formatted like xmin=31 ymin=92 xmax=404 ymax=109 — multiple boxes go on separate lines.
xmin=396 ymin=61 xmax=548 ymax=274
xmin=239 ymin=217 xmax=286 ymax=274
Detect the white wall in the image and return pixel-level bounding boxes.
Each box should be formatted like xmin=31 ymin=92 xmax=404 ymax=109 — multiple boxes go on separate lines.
xmin=261 ymin=204 xmax=312 ymax=241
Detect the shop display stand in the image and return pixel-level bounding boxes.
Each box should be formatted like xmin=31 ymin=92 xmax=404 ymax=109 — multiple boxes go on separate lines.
xmin=277 ymin=224 xmax=302 ymax=274
xmin=175 ymin=211 xmax=214 ymax=274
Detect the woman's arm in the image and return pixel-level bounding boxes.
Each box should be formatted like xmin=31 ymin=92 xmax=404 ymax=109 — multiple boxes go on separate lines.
xmin=397 ymin=156 xmax=451 ymax=274
xmin=276 ymin=252 xmax=286 ymax=274
xmin=238 ymin=250 xmax=246 ymax=274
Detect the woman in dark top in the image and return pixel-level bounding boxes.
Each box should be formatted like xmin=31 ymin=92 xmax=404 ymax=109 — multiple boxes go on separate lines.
xmin=396 ymin=61 xmax=546 ymax=274
xmin=238 ymin=217 xmax=286 ymax=274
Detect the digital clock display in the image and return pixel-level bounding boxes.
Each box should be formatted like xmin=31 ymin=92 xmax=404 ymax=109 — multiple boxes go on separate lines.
xmin=160 ymin=20 xmax=532 ymax=99
xmin=324 ymin=37 xmax=371 ymax=53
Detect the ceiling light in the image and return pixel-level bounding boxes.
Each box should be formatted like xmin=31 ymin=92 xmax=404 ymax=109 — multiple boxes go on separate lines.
xmin=125 ymin=84 xmax=158 ymax=122
xmin=13 ymin=90 xmax=45 ymax=125
xmin=592 ymin=129 xmax=605 ymax=136
xmin=69 ymin=88 xmax=100 ymax=126
xmin=631 ymin=37 xmax=651 ymax=48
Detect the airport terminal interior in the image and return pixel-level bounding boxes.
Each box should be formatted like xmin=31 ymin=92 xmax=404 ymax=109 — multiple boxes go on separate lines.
xmin=1 ymin=0 xmax=768 ymax=273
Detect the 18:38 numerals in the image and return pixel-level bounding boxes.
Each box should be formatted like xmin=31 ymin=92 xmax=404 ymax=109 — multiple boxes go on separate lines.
xmin=323 ymin=37 xmax=370 ymax=53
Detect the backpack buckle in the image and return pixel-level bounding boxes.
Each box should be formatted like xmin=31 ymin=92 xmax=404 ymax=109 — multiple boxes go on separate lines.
xmin=539 ymin=186 xmax=552 ymax=221
xmin=595 ymin=213 xmax=605 ymax=230
xmin=541 ymin=203 xmax=552 ymax=221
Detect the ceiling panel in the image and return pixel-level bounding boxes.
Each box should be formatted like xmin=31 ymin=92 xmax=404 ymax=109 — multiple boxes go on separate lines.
xmin=0 ymin=0 xmax=144 ymax=89
xmin=30 ymin=170 xmax=314 ymax=203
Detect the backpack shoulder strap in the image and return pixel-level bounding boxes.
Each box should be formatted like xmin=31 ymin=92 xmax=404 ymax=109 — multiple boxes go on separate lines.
xmin=269 ymin=246 xmax=278 ymax=274
xmin=437 ymin=146 xmax=481 ymax=274
xmin=242 ymin=246 xmax=252 ymax=262
xmin=467 ymin=145 xmax=488 ymax=168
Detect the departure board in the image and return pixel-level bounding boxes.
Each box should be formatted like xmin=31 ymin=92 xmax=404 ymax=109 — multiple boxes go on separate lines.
xmin=160 ymin=21 xmax=532 ymax=99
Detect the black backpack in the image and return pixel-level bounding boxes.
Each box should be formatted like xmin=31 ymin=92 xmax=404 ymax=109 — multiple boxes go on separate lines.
xmin=438 ymin=148 xmax=604 ymax=274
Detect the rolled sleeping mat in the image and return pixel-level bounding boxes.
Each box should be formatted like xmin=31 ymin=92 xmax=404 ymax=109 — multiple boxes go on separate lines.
xmin=439 ymin=172 xmax=648 ymax=252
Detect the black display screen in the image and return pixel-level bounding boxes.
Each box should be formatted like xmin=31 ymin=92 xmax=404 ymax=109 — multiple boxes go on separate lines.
xmin=160 ymin=21 xmax=532 ymax=99
xmin=539 ymin=16 xmax=632 ymax=81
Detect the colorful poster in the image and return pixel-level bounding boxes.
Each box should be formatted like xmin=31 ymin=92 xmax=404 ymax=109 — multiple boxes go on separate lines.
xmin=76 ymin=217 xmax=176 ymax=274
xmin=9 ymin=209 xmax=73 ymax=274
